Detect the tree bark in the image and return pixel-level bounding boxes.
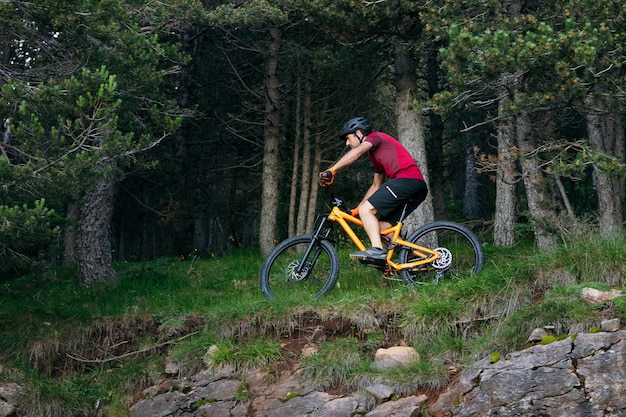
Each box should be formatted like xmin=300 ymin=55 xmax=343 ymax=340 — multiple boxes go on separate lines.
xmin=296 ymin=75 xmax=312 ymax=235
xmin=307 ymin=134 xmax=322 ymax=232
xmin=259 ymin=26 xmax=283 ymax=256
xmin=287 ymin=70 xmax=302 ymax=238
xmin=393 ymin=40 xmax=433 ymax=234
xmin=63 ymin=201 xmax=79 ymax=265
xmin=463 ymin=144 xmax=485 ymax=219
xmin=426 ymin=40 xmax=446 ymax=220
xmin=192 ymin=216 xmax=208 ymax=256
xmin=583 ymin=93 xmax=624 ymax=236
xmin=493 ymin=75 xmax=519 ymax=247
xmin=76 ymin=165 xmax=117 ymax=285
xmin=306 ymin=99 xmax=328 ymax=233
xmin=515 ymin=109 xmax=558 ymax=250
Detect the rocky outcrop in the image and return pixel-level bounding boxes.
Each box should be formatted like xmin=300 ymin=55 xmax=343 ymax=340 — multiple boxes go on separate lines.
xmin=430 ymin=329 xmax=626 ymax=417
xmin=0 ymin=382 xmax=22 ymax=417
xmin=130 ymin=328 xmax=626 ymax=417
xmin=129 ymin=288 xmax=626 ymax=416
xmin=130 ymin=365 xmax=427 ymax=417
xmin=3 ymin=330 xmax=626 ymax=416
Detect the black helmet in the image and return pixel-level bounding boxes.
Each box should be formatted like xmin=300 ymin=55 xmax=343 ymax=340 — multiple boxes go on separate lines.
xmin=339 ymin=117 xmax=372 ymax=140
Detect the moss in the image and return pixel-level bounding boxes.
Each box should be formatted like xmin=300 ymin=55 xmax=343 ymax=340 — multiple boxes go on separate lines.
xmin=540 ymin=335 xmax=557 ymax=345
xmin=195 ymin=398 xmax=216 ymax=406
xmin=284 ymin=392 xmax=304 ymax=401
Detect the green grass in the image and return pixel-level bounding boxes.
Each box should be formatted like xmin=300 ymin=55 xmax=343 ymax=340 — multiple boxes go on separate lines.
xmin=300 ymin=336 xmax=371 ymax=389
xmin=1 ymin=235 xmax=626 ymax=414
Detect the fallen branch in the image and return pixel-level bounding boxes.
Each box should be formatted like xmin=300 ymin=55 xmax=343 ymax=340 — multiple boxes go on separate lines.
xmin=67 ymin=331 xmax=199 ymax=364
xmin=454 ymin=314 xmax=500 ymax=327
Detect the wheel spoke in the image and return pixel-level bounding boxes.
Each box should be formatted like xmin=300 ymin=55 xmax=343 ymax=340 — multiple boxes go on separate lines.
xmin=400 ymin=221 xmax=484 ymax=285
xmin=260 ymin=235 xmax=339 ymax=300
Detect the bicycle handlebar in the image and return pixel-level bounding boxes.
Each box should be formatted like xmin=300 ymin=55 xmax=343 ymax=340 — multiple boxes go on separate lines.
xmin=321 ymin=182 xmax=349 ymax=212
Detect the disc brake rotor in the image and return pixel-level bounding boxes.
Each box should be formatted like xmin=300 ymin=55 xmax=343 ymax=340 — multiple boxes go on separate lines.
xmin=432 ymin=247 xmax=452 ymax=270
xmin=285 ymin=260 xmax=309 ymax=281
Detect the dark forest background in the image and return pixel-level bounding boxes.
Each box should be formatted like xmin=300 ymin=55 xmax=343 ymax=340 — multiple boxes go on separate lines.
xmin=1 ymin=0 xmax=624 ymax=284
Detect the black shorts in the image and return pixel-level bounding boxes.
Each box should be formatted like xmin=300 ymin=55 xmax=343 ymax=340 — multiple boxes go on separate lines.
xmin=368 ymin=178 xmax=428 ymax=225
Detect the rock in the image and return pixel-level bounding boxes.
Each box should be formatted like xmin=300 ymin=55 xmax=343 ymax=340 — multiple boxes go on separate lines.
xmin=127 ymin=330 xmax=626 ymax=417
xmin=601 ymin=318 xmax=620 ymax=332
xmin=302 ymin=343 xmax=320 ymax=356
xmin=189 ymin=378 xmax=241 ymax=402
xmin=430 ymin=330 xmax=626 ymax=417
xmin=364 ymin=383 xmax=394 ymax=403
xmin=372 ymin=346 xmax=419 ymax=371
xmin=202 ymin=344 xmax=219 ymax=367
xmin=581 ymin=287 xmax=622 ymax=305
xmin=130 ymin=391 xmax=187 ymax=417
xmin=0 ymin=383 xmax=22 ymax=417
xmin=526 ymin=327 xmax=549 ymax=343
xmin=197 ymin=400 xmax=248 ymax=417
xmin=130 ymin=360 xmax=417 ymax=417
xmin=259 ymin=391 xmax=353 ymax=417
xmin=364 ymin=394 xmax=427 ymax=417
xmin=0 ymin=403 xmax=14 ymax=417
xmin=164 ymin=360 xmax=179 ymax=375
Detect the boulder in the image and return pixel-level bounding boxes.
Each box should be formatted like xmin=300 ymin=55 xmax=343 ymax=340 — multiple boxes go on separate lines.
xmin=580 ymin=287 xmax=622 ymax=305
xmin=430 ymin=330 xmax=626 ymax=417
xmin=0 ymin=383 xmax=23 ymax=417
xmin=372 ymin=346 xmax=419 ymax=371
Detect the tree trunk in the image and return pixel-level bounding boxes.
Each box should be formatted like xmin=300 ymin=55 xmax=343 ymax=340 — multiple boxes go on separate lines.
xmin=193 ymin=216 xmax=208 ymax=256
xmin=463 ymin=144 xmax=485 ymax=219
xmin=259 ymin=26 xmax=283 ymax=256
xmin=584 ymin=93 xmax=624 ymax=236
xmin=393 ymin=40 xmax=433 ymax=234
xmin=426 ymin=40 xmax=446 ymax=220
xmin=306 ymin=99 xmax=328 ymax=233
xmin=493 ymin=76 xmax=519 ymax=247
xmin=62 ymin=201 xmax=79 ymax=265
xmin=515 ymin=109 xmax=558 ymax=250
xmin=287 ymin=70 xmax=302 ymax=238
xmin=307 ymin=134 xmax=322 ymax=232
xmin=296 ymin=75 xmax=312 ymax=235
xmin=76 ymin=165 xmax=117 ymax=286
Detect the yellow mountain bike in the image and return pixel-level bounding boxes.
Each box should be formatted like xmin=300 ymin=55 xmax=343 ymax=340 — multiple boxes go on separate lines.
xmin=260 ymin=184 xmax=484 ymax=300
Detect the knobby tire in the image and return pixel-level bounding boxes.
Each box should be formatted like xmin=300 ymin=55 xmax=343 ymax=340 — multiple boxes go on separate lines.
xmin=260 ymin=234 xmax=340 ymax=300
xmin=399 ymin=220 xmax=484 ymax=285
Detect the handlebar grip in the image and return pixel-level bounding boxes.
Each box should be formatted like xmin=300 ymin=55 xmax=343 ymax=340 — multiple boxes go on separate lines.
xmin=319 ymin=169 xmax=335 ymax=186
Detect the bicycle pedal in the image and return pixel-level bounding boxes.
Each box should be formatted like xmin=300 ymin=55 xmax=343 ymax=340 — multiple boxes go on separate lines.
xmin=357 ymin=256 xmax=387 ymax=266
xmin=368 ymin=263 xmax=389 ymax=271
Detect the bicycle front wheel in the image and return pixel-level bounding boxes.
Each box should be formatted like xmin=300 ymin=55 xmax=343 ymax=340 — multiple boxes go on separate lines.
xmin=399 ymin=220 xmax=484 ymax=285
xmin=260 ymin=234 xmax=340 ymax=300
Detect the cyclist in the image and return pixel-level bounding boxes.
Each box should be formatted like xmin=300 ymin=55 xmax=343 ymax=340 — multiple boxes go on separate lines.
xmin=319 ymin=117 xmax=428 ymax=263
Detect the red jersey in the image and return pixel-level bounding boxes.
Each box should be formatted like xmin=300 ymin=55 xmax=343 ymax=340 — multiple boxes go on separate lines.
xmin=364 ymin=132 xmax=424 ymax=181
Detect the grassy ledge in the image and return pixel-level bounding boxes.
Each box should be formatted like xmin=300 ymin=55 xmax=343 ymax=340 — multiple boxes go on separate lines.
xmin=1 ymin=235 xmax=626 ymax=415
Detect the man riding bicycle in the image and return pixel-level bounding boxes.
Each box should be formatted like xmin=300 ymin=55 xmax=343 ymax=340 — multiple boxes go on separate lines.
xmin=319 ymin=117 xmax=428 ymax=263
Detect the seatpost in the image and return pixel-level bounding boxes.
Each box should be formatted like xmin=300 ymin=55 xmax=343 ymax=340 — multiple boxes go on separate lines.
xmin=398 ymin=201 xmax=410 ymax=223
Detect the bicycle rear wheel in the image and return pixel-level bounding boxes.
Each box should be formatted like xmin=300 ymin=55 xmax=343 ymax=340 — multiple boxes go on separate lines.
xmin=399 ymin=220 xmax=484 ymax=285
xmin=260 ymin=234 xmax=340 ymax=300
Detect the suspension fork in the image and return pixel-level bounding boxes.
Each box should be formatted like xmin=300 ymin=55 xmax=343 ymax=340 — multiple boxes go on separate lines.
xmin=295 ymin=215 xmax=335 ymax=275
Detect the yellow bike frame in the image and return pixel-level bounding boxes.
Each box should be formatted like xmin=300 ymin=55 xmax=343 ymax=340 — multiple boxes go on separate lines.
xmin=326 ymin=206 xmax=441 ymax=271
